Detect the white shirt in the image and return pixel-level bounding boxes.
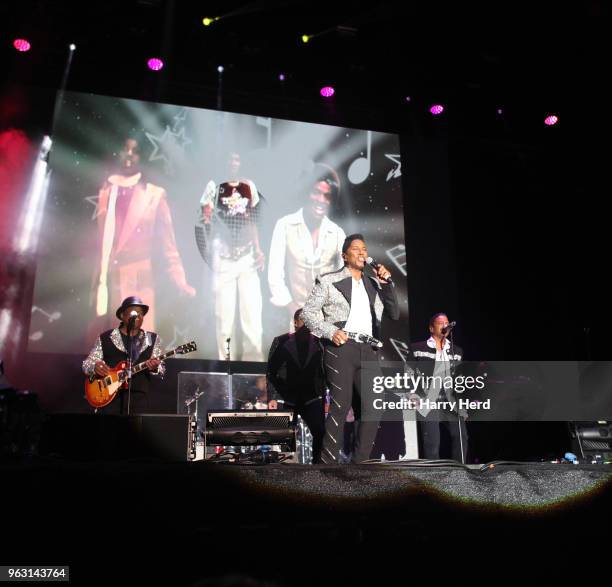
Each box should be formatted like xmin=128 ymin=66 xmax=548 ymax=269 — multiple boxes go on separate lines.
xmin=343 ymin=277 xmax=372 ymax=336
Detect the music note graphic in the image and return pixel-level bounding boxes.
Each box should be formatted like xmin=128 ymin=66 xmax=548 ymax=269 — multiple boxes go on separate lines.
xmin=390 ymin=338 xmax=411 ymax=363
xmin=29 ymin=305 xmax=62 ymax=341
xmin=385 ymin=244 xmax=407 ymax=276
xmin=256 ymin=116 xmax=272 ymax=150
xmin=385 ymin=154 xmax=402 ymax=181
xmin=348 ymin=130 xmax=372 ymax=185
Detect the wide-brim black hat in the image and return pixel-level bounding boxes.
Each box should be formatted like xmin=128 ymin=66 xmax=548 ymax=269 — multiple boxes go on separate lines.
xmin=115 ymin=296 xmax=149 ymax=320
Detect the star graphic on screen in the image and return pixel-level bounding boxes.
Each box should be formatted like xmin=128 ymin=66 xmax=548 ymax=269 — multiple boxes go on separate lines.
xmin=172 ymin=126 xmax=192 ymax=150
xmin=145 ymin=126 xmax=175 ymax=166
xmin=85 ymin=194 xmax=104 ymax=220
xmin=165 ymin=325 xmax=191 ymax=351
xmin=172 ymin=108 xmax=188 ymax=131
xmin=385 ymin=154 xmax=402 ymax=181
xmin=146 ymin=125 xmax=192 ymax=175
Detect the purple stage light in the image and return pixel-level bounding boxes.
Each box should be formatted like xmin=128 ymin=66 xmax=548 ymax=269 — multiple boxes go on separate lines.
xmin=279 ymin=73 xmax=285 ymax=81
xmin=544 ymin=115 xmax=559 ymax=126
xmin=147 ymin=58 xmax=164 ymax=71
xmin=13 ymin=39 xmax=31 ymax=52
xmin=430 ymin=104 xmax=444 ymax=115
xmin=320 ymin=86 xmax=335 ymax=98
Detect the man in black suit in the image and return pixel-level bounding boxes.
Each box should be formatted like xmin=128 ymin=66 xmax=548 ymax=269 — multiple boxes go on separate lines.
xmin=410 ymin=312 xmax=468 ymax=462
xmin=267 ymin=308 xmax=326 ymax=463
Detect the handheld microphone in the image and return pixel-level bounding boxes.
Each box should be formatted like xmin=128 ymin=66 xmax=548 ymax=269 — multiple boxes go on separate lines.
xmin=441 ymin=321 xmax=456 ymax=335
xmin=365 ymin=256 xmax=394 ymax=285
xmin=128 ymin=310 xmax=139 ymax=323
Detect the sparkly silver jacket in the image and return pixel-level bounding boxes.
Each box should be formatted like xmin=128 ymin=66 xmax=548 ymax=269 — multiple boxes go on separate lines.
xmin=302 ymin=266 xmax=400 ymax=341
xmin=82 ymin=328 xmax=165 ymax=377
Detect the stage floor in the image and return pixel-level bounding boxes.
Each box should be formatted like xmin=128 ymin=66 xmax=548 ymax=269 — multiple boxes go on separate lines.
xmin=2 ymin=457 xmax=611 ymax=586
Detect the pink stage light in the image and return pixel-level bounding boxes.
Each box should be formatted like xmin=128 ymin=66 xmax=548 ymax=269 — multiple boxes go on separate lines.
xmin=13 ymin=39 xmax=31 ymax=52
xmin=320 ymin=86 xmax=335 ymax=98
xmin=430 ymin=104 xmax=444 ymax=115
xmin=147 ymin=58 xmax=164 ymax=71
xmin=544 ymin=115 xmax=559 ymax=126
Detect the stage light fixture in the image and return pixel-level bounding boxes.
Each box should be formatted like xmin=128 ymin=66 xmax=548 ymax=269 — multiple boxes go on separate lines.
xmin=217 ymin=65 xmax=224 ymax=73
xmin=430 ymin=104 xmax=444 ymax=115
xmin=544 ymin=114 xmax=559 ymax=126
xmin=302 ymin=34 xmax=310 ymax=44
xmin=69 ymin=43 xmax=76 ymax=51
xmin=147 ymin=58 xmax=164 ymax=71
xmin=202 ymin=17 xmax=220 ymax=26
xmin=279 ymin=73 xmax=285 ymax=81
xmin=320 ymin=86 xmax=335 ymax=98
xmin=13 ymin=39 xmax=31 ymax=52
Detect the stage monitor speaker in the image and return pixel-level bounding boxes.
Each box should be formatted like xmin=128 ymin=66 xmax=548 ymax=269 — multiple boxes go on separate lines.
xmin=40 ymin=413 xmax=196 ymax=461
xmin=205 ymin=410 xmax=295 ymax=450
xmin=570 ymin=421 xmax=612 ymax=461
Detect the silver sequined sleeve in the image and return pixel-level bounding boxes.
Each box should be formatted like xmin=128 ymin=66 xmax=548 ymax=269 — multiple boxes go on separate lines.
xmin=82 ymin=337 xmax=103 ymax=377
xmin=152 ymin=334 xmax=166 ymax=378
xmin=302 ymin=278 xmax=338 ymax=341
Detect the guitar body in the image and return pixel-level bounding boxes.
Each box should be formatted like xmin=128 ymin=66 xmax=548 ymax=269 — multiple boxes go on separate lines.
xmin=85 ymin=361 xmax=128 ymax=408
xmin=84 ymin=341 xmax=197 ymax=409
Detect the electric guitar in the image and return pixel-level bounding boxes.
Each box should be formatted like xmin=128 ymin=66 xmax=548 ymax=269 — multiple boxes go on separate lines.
xmin=85 ymin=341 xmax=197 ymax=408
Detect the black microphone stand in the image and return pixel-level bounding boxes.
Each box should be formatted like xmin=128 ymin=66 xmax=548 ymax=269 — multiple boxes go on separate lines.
xmin=126 ymin=316 xmax=136 ymax=416
xmin=448 ymin=327 xmax=467 ymax=464
xmin=225 ymin=338 xmax=233 ymax=408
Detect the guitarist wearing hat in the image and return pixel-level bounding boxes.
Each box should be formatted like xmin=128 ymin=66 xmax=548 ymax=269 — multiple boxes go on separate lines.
xmin=82 ymin=296 xmax=163 ymax=414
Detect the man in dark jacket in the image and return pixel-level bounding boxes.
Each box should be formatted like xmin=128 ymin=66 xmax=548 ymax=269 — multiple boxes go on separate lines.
xmin=267 ymin=308 xmax=326 ymax=462
xmin=83 ymin=296 xmax=163 ymax=414
xmin=410 ymin=313 xmax=467 ymax=462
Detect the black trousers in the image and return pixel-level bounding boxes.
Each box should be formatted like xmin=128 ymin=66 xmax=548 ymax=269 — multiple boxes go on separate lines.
xmin=321 ymin=340 xmax=380 ymax=464
xmin=418 ymin=410 xmax=468 ymax=462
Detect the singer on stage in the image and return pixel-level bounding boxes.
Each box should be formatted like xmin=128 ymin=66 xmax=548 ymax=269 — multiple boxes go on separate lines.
xmin=82 ymin=296 xmax=164 ymax=414
xmin=302 ymin=234 xmax=400 ymax=463
xmin=409 ymin=313 xmax=468 ymax=462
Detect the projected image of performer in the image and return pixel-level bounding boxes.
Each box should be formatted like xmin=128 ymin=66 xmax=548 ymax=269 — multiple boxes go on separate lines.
xmin=267 ymin=308 xmax=326 ymax=462
xmin=303 ymin=234 xmax=400 ymax=463
xmin=410 ymin=313 xmax=468 ymax=462
xmin=268 ymin=163 xmax=346 ymax=330
xmin=90 ymin=137 xmax=195 ymax=336
xmin=83 ymin=296 xmax=163 ymax=415
xmin=199 ymin=151 xmax=264 ymax=361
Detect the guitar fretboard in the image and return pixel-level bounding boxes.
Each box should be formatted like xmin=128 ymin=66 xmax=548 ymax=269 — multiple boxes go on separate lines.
xmin=131 ymin=349 xmax=179 ymax=374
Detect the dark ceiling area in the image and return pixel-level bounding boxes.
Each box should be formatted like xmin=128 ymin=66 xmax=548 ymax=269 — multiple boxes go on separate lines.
xmin=1 ymin=0 xmax=607 ymax=136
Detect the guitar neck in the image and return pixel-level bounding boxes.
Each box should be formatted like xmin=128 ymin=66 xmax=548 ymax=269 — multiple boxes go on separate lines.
xmin=132 ymin=349 xmax=178 ymax=374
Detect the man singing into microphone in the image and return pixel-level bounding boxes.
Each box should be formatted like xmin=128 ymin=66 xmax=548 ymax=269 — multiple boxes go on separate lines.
xmin=410 ymin=313 xmax=467 ymax=462
xmin=302 ymin=234 xmax=400 ymax=463
xmin=82 ymin=296 xmax=164 ymax=414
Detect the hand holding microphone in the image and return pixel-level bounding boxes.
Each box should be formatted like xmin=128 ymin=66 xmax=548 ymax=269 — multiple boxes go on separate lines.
xmin=366 ymin=257 xmax=393 ymax=284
